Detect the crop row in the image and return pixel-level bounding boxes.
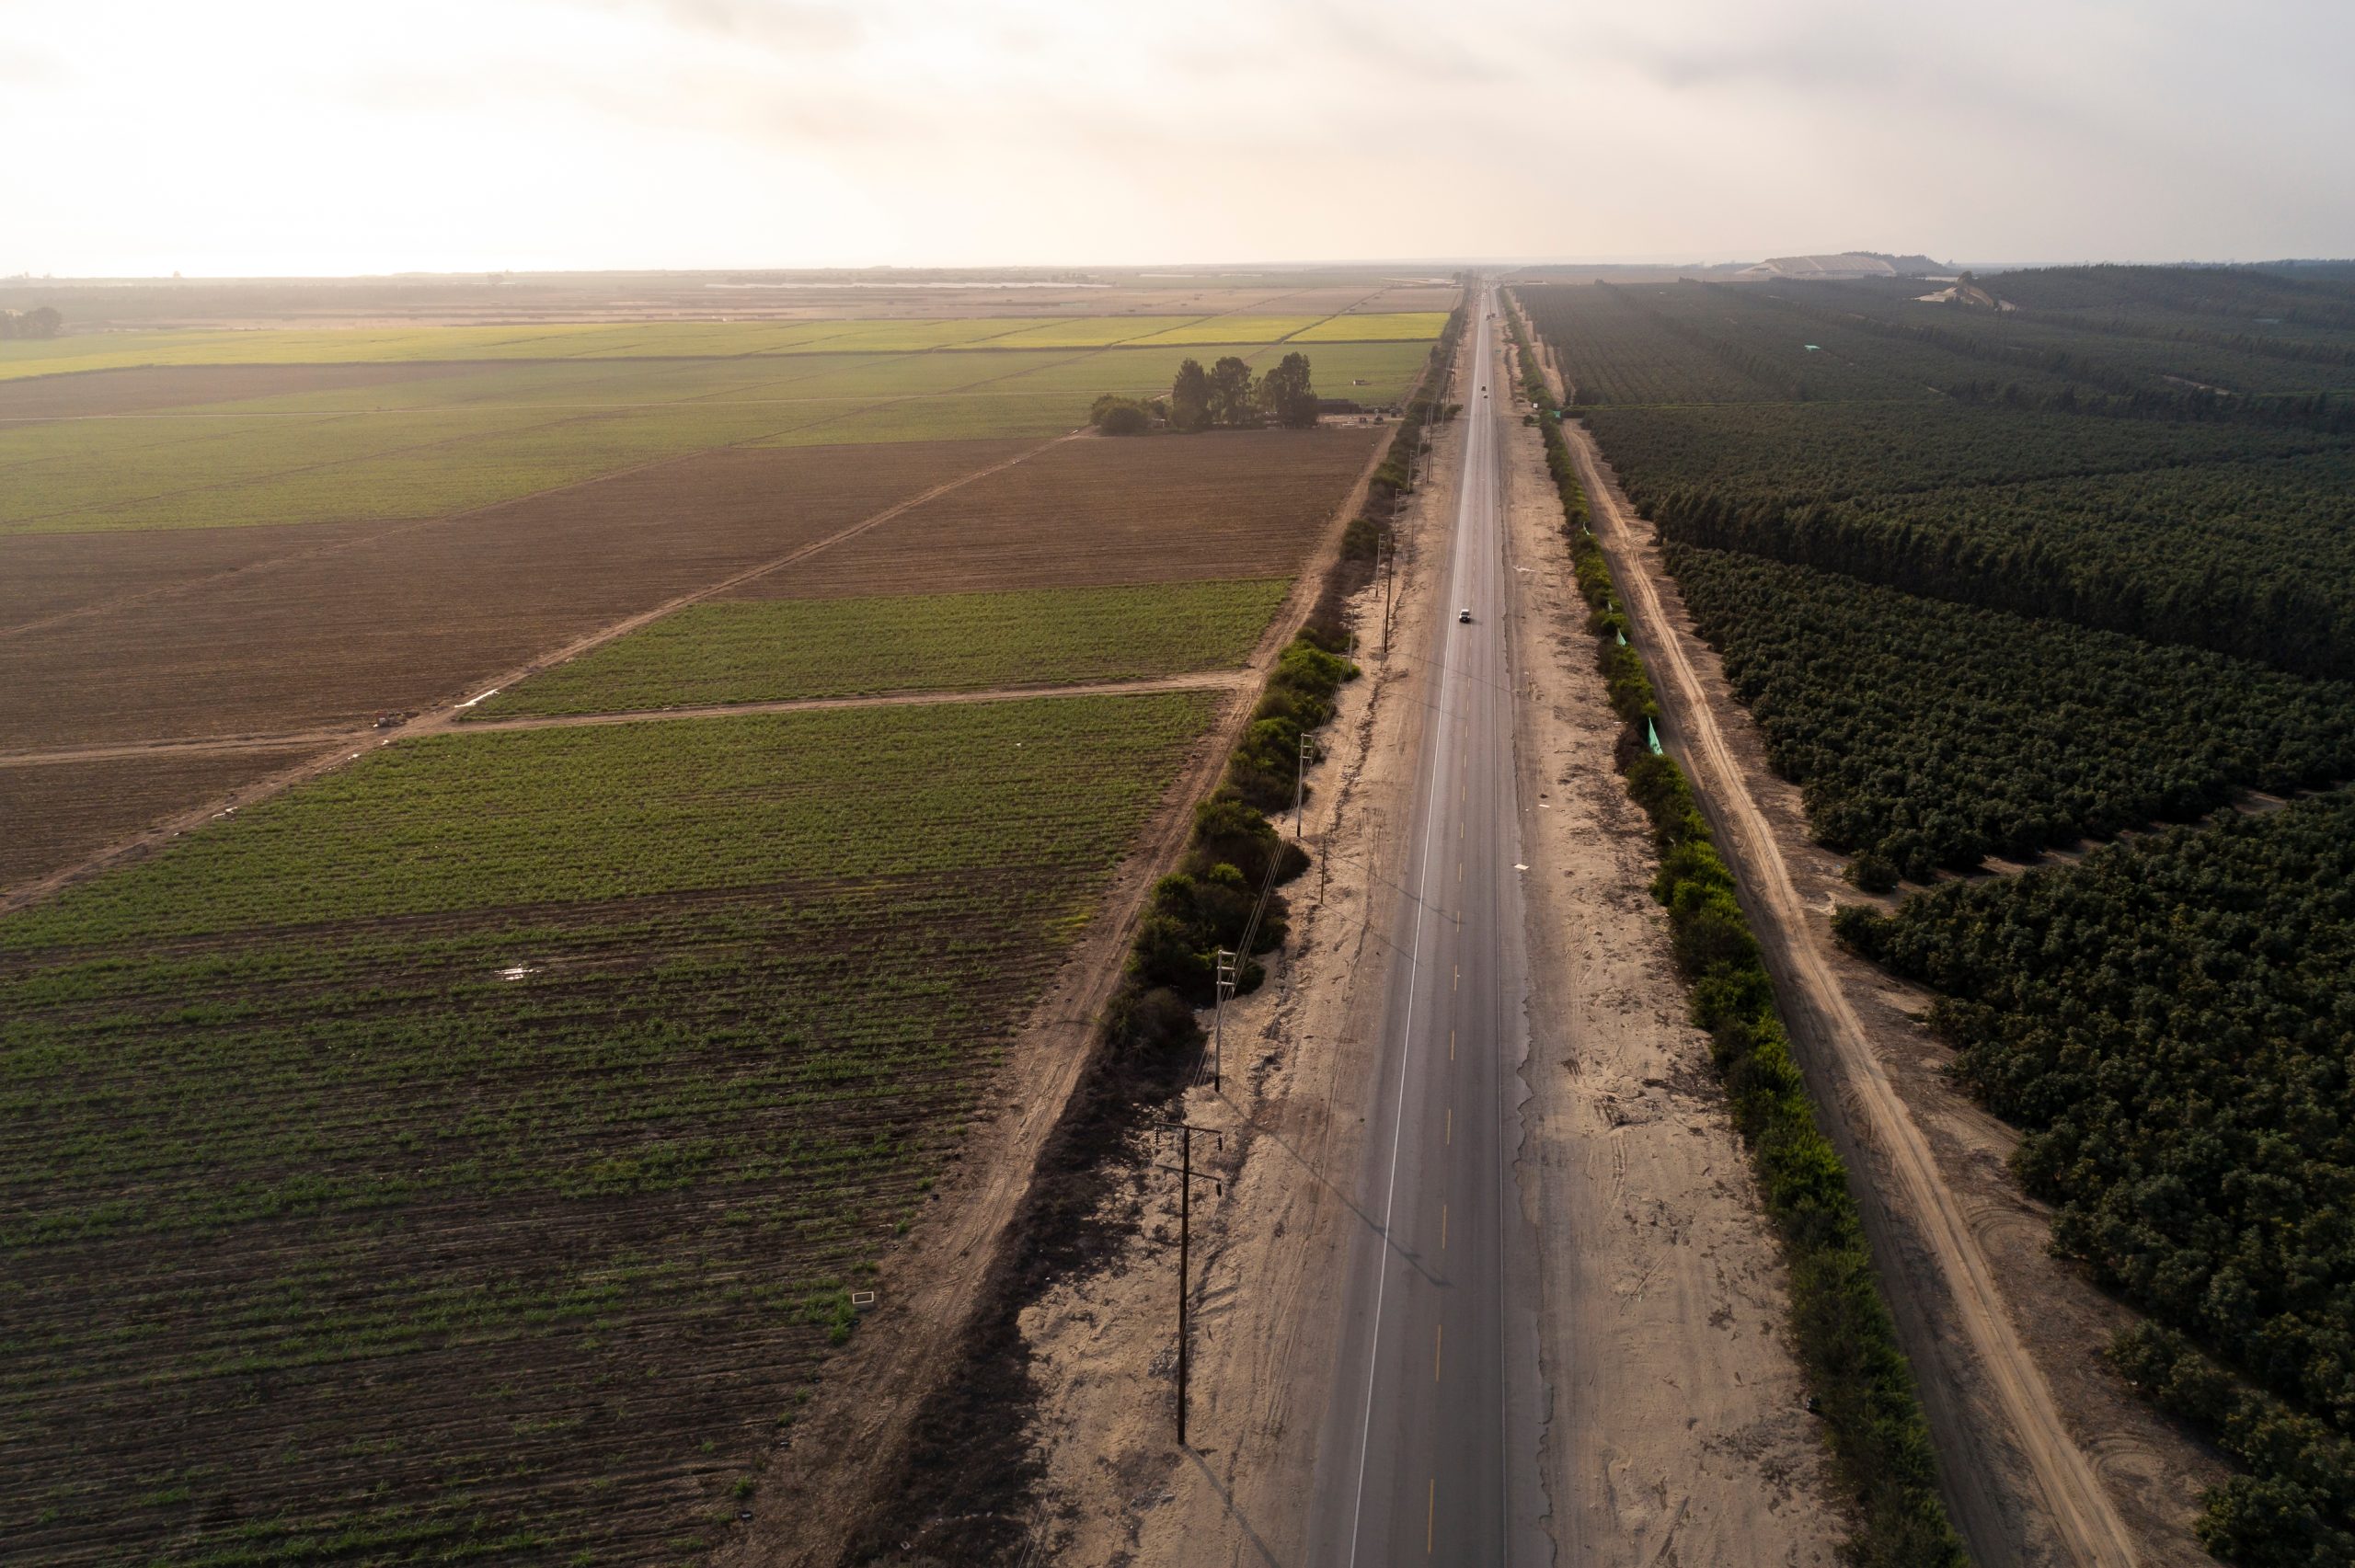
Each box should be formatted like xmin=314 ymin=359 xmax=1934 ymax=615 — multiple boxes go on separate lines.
xmin=470 ymin=578 xmax=1290 ymax=716
xmin=0 ymin=690 xmax=1216 ymax=1563
xmin=1838 ymin=791 xmax=2355 ymax=1559
xmin=1666 ymin=544 xmax=2355 ymax=880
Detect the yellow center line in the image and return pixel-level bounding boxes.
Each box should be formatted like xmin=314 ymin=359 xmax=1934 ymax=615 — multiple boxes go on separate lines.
xmin=1442 ymin=1203 xmax=1449 ymax=1248
xmin=1446 ymin=1107 xmax=1453 ymax=1145
xmin=1449 ymin=1027 xmax=1456 ymax=1060
xmin=1434 ymin=1321 xmax=1444 ymax=1381
xmin=1428 ymin=1478 xmax=1437 ymax=1554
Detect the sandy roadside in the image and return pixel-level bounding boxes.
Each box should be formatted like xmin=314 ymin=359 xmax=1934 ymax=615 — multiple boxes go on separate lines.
xmin=1515 ymin=292 xmax=2225 ymax=1568
xmin=1016 ymin=341 xmax=1469 ymax=1568
xmin=1021 ymin=306 xmax=1852 ymax=1568
xmin=1497 ymin=395 xmax=1845 ymax=1565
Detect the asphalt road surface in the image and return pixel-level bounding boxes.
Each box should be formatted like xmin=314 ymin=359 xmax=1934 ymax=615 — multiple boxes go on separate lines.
xmin=1306 ymin=285 xmax=1548 ymax=1565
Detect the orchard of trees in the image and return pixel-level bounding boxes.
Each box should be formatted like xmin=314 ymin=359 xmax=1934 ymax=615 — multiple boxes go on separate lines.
xmin=1667 ymin=544 xmax=2355 ymax=881
xmin=1525 ymin=264 xmax=2355 ymax=1565
xmin=1839 ymin=793 xmax=2355 ymax=1562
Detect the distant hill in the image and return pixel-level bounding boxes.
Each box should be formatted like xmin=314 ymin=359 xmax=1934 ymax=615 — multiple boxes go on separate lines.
xmin=1742 ymin=251 xmax=1950 ymax=280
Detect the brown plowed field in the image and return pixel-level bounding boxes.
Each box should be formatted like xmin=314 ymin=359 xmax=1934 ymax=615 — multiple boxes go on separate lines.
xmin=0 ymin=362 xmax=457 ymax=423
xmin=1 ymin=440 xmax=1025 ymax=753
xmin=729 ymin=428 xmax=1383 ymax=598
xmin=0 ymin=517 xmax=389 ymax=630
xmin=0 ymin=750 xmax=304 ymax=886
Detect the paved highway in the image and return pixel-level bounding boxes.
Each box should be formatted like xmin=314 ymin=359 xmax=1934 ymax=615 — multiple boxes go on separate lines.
xmin=1306 ymin=284 xmax=1547 ymax=1565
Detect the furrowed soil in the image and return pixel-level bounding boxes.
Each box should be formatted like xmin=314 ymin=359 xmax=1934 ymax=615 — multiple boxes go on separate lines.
xmin=1 ymin=439 xmax=1021 ymax=753
xmin=727 ymin=429 xmax=1384 ymax=599
xmin=1559 ymin=403 xmax=2223 ymax=1566
xmin=0 ymin=749 xmax=309 ymax=886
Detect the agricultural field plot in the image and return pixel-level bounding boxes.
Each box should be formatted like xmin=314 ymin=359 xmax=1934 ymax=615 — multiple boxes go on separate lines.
xmin=1534 ymin=265 xmax=2355 ymax=1560
xmin=1286 ymin=310 xmax=1456 ymax=342
xmin=0 ymin=438 xmax=1026 ymax=753
xmin=0 ymin=690 xmax=1216 ymax=1565
xmin=0 ymin=351 xmax=1083 ymax=536
xmin=0 ymin=332 xmax=1434 ymax=536
xmin=468 ymin=578 xmax=1290 ymax=716
xmin=1839 ymin=790 xmax=2355 ymax=1544
xmin=0 ymin=750 xmax=310 ymax=887
xmin=1668 ymin=544 xmax=2355 ymax=876
xmin=0 ymin=361 xmax=463 ymax=423
xmin=735 ymin=427 xmax=1380 ymax=600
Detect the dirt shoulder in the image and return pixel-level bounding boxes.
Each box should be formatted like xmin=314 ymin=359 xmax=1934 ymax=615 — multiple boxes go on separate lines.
xmin=1498 ymin=401 xmax=1845 ymax=1565
xmin=718 ymin=411 xmax=1411 ymax=1568
xmin=1554 ymin=391 xmax=2220 ymax=1566
xmin=1013 ymin=381 xmax=1463 ymax=1568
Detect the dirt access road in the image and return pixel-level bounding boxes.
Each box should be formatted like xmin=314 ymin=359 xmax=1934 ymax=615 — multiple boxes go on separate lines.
xmin=1017 ymin=292 xmax=1842 ymax=1566
xmin=1538 ymin=315 xmax=2147 ymax=1565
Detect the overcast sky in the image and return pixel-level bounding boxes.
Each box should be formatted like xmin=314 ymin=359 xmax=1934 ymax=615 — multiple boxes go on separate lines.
xmin=4 ymin=0 xmax=2349 ymax=276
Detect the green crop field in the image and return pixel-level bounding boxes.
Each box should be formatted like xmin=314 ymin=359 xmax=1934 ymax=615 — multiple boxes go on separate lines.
xmin=468 ymin=578 xmax=1291 ymax=717
xmin=0 ymin=313 xmax=1443 ymax=384
xmin=0 ymin=330 xmax=1431 ymax=533
xmin=0 ymin=690 xmax=1213 ymax=1564
xmin=1288 ymin=311 xmax=1453 ymax=342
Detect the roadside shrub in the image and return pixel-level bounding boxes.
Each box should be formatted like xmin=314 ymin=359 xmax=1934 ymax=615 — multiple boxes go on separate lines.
xmin=1089 ymin=394 xmax=1154 ymax=435
xmin=1507 ymin=290 xmax=1970 ymax=1566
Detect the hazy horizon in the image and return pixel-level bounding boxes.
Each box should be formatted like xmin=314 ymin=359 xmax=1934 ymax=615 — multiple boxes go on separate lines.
xmin=6 ymin=0 xmax=2349 ymax=278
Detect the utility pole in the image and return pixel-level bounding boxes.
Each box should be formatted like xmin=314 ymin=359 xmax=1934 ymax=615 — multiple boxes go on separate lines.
xmin=1294 ymin=731 xmax=1313 ymax=838
xmin=1210 ymin=948 xmax=1238 ymax=1091
xmin=1153 ymin=1120 xmax=1224 ymax=1446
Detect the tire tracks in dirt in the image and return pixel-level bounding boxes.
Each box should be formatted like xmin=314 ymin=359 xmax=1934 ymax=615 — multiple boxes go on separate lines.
xmin=0 ymin=673 xmax=1259 ymax=769
xmin=1551 ymin=396 xmax=2139 ymax=1568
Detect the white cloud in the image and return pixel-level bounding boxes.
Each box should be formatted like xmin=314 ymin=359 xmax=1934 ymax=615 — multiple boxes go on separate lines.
xmin=0 ymin=0 xmax=2345 ymax=273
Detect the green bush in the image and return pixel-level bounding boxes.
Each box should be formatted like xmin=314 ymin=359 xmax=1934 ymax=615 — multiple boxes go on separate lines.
xmin=1507 ymin=290 xmax=1970 ymax=1567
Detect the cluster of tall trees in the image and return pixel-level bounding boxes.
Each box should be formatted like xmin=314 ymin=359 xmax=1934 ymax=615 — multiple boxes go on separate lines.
xmin=1667 ymin=544 xmax=2355 ymax=881
xmin=1167 ymin=351 xmax=1319 ymax=430
xmin=0 ymin=305 xmax=62 ymax=339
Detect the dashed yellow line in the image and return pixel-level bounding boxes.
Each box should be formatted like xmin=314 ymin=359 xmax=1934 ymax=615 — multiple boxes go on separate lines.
xmin=1446 ymin=1107 xmax=1453 ymax=1145
xmin=1434 ymin=1321 xmax=1444 ymax=1381
xmin=1442 ymin=1203 xmax=1449 ymax=1249
xmin=1428 ymin=1478 xmax=1437 ymax=1554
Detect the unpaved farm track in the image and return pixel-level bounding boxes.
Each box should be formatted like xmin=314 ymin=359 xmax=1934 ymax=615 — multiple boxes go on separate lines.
xmin=1557 ymin=407 xmax=2138 ymax=1568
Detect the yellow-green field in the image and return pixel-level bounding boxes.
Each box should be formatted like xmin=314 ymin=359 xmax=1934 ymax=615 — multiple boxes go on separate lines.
xmin=0 ymin=313 xmax=1446 ymax=382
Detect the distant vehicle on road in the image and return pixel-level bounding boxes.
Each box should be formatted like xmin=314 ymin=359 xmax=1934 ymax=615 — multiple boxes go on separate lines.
xmin=1458 ymin=607 xmax=1474 ymax=624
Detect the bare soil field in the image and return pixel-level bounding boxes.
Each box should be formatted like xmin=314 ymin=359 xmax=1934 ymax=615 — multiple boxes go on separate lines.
xmin=0 ymin=515 xmax=390 ymax=630
xmin=730 ymin=429 xmax=1384 ymax=600
xmin=0 ymin=439 xmax=1027 ymax=753
xmin=0 ymin=750 xmax=306 ymax=886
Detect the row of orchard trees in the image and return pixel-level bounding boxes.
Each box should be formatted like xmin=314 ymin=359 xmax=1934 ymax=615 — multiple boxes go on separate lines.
xmin=1089 ymin=352 xmax=1321 ymax=434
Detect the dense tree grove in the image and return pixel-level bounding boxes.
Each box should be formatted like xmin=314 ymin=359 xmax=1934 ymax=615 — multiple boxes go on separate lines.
xmin=1667 ymin=544 xmax=2355 ymax=879
xmin=0 ymin=305 xmax=62 ymax=339
xmin=1163 ymin=352 xmax=1321 ymax=431
xmin=1523 ymin=266 xmax=2355 ymax=1564
xmin=1838 ymin=794 xmax=2355 ymax=1558
xmin=1523 ymin=278 xmax=2355 ymax=680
